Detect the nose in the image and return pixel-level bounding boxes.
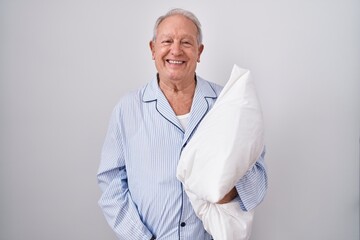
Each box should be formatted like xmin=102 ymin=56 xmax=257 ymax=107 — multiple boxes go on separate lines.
xmin=170 ymin=42 xmax=183 ymax=56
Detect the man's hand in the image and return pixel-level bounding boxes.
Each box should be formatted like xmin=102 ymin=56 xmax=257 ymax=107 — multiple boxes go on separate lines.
xmin=217 ymin=187 xmax=238 ymax=204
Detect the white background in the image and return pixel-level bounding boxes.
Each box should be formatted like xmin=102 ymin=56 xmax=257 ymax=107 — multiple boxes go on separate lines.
xmin=0 ymin=0 xmax=359 ymax=239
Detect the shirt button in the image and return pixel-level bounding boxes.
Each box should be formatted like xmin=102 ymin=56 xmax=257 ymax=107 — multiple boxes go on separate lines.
xmin=180 ymin=222 xmax=186 ymax=227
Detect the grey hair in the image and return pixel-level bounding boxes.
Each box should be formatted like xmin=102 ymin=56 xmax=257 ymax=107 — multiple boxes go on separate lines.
xmin=152 ymin=8 xmax=203 ymax=44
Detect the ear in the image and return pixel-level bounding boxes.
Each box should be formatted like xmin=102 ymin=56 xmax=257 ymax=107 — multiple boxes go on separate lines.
xmin=149 ymin=40 xmax=155 ymax=60
xmin=197 ymin=44 xmax=204 ymax=63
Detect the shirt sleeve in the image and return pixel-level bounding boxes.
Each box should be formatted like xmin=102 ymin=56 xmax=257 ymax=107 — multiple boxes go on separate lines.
xmin=97 ymin=106 xmax=153 ymax=240
xmin=235 ymin=148 xmax=268 ymax=211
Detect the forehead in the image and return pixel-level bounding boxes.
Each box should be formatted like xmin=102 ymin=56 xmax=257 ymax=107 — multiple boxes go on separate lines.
xmin=157 ymin=15 xmax=198 ymax=39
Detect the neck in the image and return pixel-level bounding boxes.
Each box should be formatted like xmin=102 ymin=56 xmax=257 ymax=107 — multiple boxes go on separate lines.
xmin=158 ymin=75 xmax=197 ymax=95
xmin=159 ymin=79 xmax=195 ymax=94
xmin=157 ymin=75 xmax=197 ymax=115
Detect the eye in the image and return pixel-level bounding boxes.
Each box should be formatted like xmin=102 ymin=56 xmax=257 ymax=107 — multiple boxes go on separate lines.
xmin=181 ymin=40 xmax=192 ymax=47
xmin=161 ymin=39 xmax=172 ymax=45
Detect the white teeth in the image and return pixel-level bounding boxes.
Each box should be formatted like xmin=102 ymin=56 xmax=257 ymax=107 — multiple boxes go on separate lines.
xmin=168 ymin=60 xmax=183 ymax=64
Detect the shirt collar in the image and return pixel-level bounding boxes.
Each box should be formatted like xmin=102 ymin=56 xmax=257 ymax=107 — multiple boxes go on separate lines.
xmin=142 ymin=74 xmax=218 ymax=102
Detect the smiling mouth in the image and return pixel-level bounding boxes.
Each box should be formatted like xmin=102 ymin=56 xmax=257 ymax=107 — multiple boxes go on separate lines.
xmin=167 ymin=60 xmax=185 ymax=65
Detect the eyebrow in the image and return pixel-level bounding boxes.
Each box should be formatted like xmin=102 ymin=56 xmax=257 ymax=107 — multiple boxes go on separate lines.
xmin=158 ymin=34 xmax=196 ymax=40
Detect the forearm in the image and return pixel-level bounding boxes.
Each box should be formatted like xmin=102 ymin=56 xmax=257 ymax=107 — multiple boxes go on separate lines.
xmin=235 ymin=149 xmax=268 ymax=211
xmin=98 ymin=169 xmax=154 ymax=240
xmin=97 ymin=107 xmax=154 ymax=239
xmin=217 ymin=187 xmax=238 ymax=204
xmin=216 ymin=149 xmax=267 ymax=207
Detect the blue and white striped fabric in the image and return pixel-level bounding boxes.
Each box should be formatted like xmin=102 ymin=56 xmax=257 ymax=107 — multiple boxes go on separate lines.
xmin=97 ymin=75 xmax=268 ymax=240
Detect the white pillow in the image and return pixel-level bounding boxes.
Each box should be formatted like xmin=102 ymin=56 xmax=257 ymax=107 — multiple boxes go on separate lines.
xmin=176 ymin=64 xmax=264 ymax=240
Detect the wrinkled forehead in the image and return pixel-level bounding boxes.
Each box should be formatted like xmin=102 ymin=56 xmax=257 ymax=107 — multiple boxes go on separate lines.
xmin=156 ymin=15 xmax=199 ymax=39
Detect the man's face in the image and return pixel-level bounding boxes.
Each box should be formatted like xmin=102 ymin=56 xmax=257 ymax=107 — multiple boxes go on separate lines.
xmin=150 ymin=14 xmax=204 ymax=83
